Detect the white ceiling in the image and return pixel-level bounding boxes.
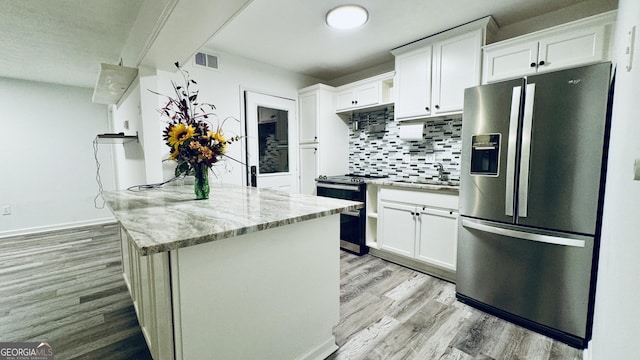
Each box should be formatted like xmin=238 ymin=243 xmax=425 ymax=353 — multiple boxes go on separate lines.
xmin=0 ymin=0 xmax=618 ymax=89
xmin=0 ymin=0 xmax=144 ymax=89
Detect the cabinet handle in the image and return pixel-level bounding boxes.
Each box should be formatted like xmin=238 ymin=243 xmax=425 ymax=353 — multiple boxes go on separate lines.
xmin=538 ymin=60 xmax=545 ymax=66
xmin=435 ymin=105 xmax=440 ymax=110
xmin=530 ymin=62 xmax=537 ymax=68
xmin=314 ymin=136 xmax=317 ymax=140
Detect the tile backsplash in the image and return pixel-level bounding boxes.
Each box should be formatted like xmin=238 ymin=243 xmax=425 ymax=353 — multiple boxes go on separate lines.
xmin=348 ymin=108 xmax=462 ymax=181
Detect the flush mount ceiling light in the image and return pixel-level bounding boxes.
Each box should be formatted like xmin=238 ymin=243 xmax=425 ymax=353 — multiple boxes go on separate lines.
xmin=326 ymin=5 xmax=368 ymax=30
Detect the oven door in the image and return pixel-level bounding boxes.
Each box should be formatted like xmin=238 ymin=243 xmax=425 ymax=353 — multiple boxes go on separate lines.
xmin=339 ymin=208 xmax=365 ymax=253
xmin=316 ymin=181 xmax=368 ymax=255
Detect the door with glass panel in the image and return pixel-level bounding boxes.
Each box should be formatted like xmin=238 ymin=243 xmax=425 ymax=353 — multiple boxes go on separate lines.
xmin=245 ymin=91 xmax=298 ymax=192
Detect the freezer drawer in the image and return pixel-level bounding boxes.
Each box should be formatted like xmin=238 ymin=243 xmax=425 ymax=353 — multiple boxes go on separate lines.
xmin=456 ymin=218 xmax=595 ymax=342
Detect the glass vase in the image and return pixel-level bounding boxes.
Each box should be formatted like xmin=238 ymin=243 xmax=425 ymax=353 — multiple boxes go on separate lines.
xmin=194 ymin=165 xmax=210 ymax=200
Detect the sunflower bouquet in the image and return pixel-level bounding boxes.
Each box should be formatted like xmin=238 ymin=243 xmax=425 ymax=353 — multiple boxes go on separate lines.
xmin=156 ymin=63 xmax=240 ymax=198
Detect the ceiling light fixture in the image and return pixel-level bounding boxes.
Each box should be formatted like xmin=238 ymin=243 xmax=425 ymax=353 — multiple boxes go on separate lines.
xmin=326 ymin=5 xmax=368 ymax=30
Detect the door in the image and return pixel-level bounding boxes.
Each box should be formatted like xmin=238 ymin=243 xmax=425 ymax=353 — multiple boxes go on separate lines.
xmin=378 ymin=201 xmax=416 ymax=257
xmin=298 ymin=91 xmax=318 ymax=143
xmin=459 ymin=78 xmax=524 ymax=224
xmin=457 ymin=218 xmax=594 ymax=340
xmin=516 ymin=63 xmax=610 ymax=234
xmin=299 ymin=144 xmax=317 ymax=195
xmin=537 ymin=26 xmax=606 ymax=73
xmin=395 ymin=46 xmax=432 ymax=119
xmin=482 ymin=40 xmax=539 ymax=83
xmin=432 ymin=30 xmax=482 ymax=114
xmin=245 ymin=91 xmax=298 ymax=192
xmin=416 ymin=207 xmax=458 ymax=270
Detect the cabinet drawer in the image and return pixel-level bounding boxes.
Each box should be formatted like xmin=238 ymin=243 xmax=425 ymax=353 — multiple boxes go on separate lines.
xmin=379 ymin=187 xmax=458 ymax=210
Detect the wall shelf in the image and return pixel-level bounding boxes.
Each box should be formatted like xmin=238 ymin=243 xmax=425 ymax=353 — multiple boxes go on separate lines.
xmin=96 ymin=132 xmax=139 ymax=144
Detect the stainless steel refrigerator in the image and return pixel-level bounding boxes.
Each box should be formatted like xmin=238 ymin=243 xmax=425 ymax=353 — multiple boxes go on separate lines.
xmin=456 ymin=62 xmax=612 ymax=348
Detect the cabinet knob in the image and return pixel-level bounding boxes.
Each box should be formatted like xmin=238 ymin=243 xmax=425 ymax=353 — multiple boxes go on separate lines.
xmin=425 ymin=107 xmax=430 ymax=111
xmin=435 ymin=105 xmax=440 ymax=110
xmin=530 ymin=62 xmax=537 ymax=68
xmin=538 ymin=60 xmax=545 ymax=66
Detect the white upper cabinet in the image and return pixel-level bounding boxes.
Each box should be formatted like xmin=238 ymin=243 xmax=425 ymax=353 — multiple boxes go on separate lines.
xmin=299 ymin=91 xmax=318 ymax=143
xmin=394 ymin=46 xmax=433 ymax=119
xmin=482 ymin=11 xmax=616 ymax=84
xmin=431 ymin=30 xmax=483 ymax=114
xmin=335 ymin=82 xmax=379 ymax=111
xmin=391 ymin=17 xmax=494 ymax=121
xmin=334 ymin=72 xmax=394 ymax=113
xmin=298 ymin=84 xmax=349 ymax=194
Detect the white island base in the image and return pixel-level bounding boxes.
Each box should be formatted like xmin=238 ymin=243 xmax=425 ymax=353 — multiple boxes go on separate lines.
xmin=120 ymin=215 xmax=340 ymax=360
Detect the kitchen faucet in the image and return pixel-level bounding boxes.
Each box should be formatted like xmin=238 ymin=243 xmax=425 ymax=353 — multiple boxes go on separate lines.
xmin=435 ymin=162 xmax=448 ymax=181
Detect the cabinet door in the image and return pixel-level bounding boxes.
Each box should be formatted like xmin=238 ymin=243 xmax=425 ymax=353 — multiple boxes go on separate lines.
xmin=378 ymin=201 xmax=416 ymax=257
xmin=299 ymin=91 xmax=318 ymax=143
xmin=354 ymin=82 xmax=379 ymax=108
xmin=416 ymin=208 xmax=458 ymax=270
xmin=432 ymin=30 xmax=482 ymax=114
xmin=482 ymin=40 xmax=539 ymax=83
xmin=395 ymin=46 xmax=432 ymax=119
xmin=537 ymin=25 xmax=606 ymax=73
xmin=335 ymin=88 xmax=357 ymax=111
xmin=299 ymin=144 xmax=318 ymax=195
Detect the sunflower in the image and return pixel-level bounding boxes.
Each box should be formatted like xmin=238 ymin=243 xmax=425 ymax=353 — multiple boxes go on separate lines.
xmin=209 ymin=131 xmax=227 ymax=144
xmin=167 ymin=123 xmax=196 ymax=148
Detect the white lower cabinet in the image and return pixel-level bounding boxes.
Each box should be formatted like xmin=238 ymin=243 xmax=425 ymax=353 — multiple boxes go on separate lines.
xmin=376 ymin=187 xmax=459 ymax=276
xmin=378 ymin=202 xmax=416 ymax=257
xmin=416 ymin=207 xmax=458 ymax=270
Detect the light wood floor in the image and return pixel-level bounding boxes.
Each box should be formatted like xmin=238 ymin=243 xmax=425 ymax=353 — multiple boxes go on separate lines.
xmin=0 ymin=224 xmax=582 ymax=359
xmin=0 ymin=223 xmax=152 ymax=360
xmin=329 ymin=251 xmax=582 ymax=360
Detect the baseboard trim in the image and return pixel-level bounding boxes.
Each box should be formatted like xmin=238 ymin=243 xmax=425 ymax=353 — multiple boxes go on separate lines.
xmin=369 ymin=248 xmax=456 ymax=283
xmin=295 ymin=336 xmax=338 ymax=360
xmin=0 ymin=217 xmax=117 ymax=239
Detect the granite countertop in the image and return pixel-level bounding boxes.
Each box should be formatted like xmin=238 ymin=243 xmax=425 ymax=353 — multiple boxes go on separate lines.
xmin=368 ymin=178 xmax=460 ymax=194
xmin=103 ymin=183 xmax=362 ymax=256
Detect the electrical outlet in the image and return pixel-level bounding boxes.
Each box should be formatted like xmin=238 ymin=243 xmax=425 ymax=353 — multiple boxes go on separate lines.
xmin=1 ymin=205 xmax=10 ymax=216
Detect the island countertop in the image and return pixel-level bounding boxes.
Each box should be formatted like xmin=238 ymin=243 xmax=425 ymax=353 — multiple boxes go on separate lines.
xmin=103 ymin=183 xmax=362 ymax=256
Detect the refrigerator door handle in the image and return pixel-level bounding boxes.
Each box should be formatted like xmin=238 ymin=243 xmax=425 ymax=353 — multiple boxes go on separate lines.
xmin=461 ymin=219 xmax=586 ymax=247
xmin=505 ymin=86 xmax=522 ymax=216
xmin=518 ymin=83 xmax=536 ymax=218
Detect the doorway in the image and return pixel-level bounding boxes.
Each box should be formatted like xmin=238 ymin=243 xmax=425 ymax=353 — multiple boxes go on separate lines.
xmin=244 ymin=91 xmax=298 ymax=192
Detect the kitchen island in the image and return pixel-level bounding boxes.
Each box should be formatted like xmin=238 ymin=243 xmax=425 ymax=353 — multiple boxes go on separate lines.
xmin=103 ymin=183 xmax=362 ymax=360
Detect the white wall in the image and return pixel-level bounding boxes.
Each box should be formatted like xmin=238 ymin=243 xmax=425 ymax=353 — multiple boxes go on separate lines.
xmin=112 ymin=51 xmax=319 ymax=187
xmin=591 ymin=0 xmax=640 ymax=358
xmin=0 ymin=77 xmax=116 ymax=236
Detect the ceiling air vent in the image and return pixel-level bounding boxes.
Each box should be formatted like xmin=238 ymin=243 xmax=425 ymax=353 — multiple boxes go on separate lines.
xmin=194 ymin=52 xmax=219 ymax=70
